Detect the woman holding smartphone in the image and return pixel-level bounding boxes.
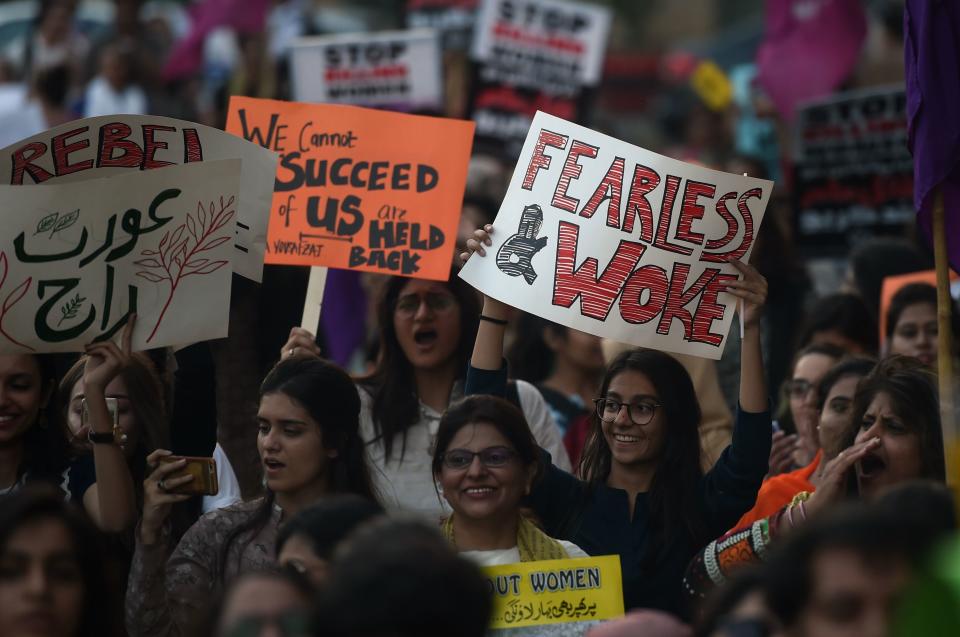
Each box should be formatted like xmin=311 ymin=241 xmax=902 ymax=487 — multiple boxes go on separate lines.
xmin=126 ymin=356 xmax=377 ymax=637
xmin=55 ymin=317 xmax=161 ymax=534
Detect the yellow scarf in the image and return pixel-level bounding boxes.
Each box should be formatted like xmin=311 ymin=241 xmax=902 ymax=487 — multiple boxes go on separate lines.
xmin=441 ymin=514 xmax=569 ymax=562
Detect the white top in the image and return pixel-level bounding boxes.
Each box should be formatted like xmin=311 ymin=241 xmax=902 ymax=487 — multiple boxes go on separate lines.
xmin=83 ymin=77 xmax=148 ymax=117
xmin=201 ymin=443 xmax=242 ymax=513
xmin=360 ymin=380 xmax=571 ymax=521
xmin=461 ymin=540 xmax=589 ymax=567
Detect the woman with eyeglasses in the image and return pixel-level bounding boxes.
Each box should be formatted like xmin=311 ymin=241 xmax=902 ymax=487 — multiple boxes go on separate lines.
xmin=460 ymin=228 xmax=772 ymax=615
xmin=683 ymin=356 xmax=946 ymax=607
xmin=769 ymin=344 xmax=845 ymax=477
xmin=733 ymin=357 xmax=876 ymax=528
xmin=433 ymin=395 xmax=586 ymax=565
xmin=281 ymin=273 xmax=570 ymax=521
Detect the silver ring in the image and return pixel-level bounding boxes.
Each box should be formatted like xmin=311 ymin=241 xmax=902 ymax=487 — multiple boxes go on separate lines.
xmin=158 ymin=479 xmax=167 ymax=491
xmin=288 ymin=348 xmax=295 ymax=356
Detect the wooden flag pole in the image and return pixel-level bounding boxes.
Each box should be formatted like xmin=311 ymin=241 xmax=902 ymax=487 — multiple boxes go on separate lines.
xmin=932 ymin=189 xmax=958 ymax=487
xmin=300 ymin=266 xmax=329 ymax=334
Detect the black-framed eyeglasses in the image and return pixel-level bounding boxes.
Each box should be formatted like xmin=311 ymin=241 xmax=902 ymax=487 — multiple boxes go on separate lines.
xmin=786 ymin=378 xmax=816 ymax=399
xmin=395 ymin=292 xmax=457 ymax=318
xmin=442 ymin=446 xmax=517 ymax=470
xmin=593 ymin=398 xmax=661 ymax=425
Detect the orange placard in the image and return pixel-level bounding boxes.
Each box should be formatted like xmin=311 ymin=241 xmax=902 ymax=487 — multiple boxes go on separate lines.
xmin=226 ymin=96 xmax=474 ymax=280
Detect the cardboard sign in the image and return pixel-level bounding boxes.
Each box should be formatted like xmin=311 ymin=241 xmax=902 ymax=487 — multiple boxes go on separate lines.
xmin=469 ymin=0 xmax=611 ymax=155
xmin=482 ymin=555 xmax=624 ymax=630
xmin=406 ymin=0 xmax=480 ymax=50
xmin=0 ymin=161 xmax=241 ymax=353
xmin=0 ymin=115 xmax=278 ymax=283
xmin=794 ymin=86 xmax=913 ymax=251
xmin=291 ymin=29 xmax=443 ymax=112
xmin=226 ymin=96 xmax=475 ymax=280
xmin=459 ymin=111 xmax=773 ymax=360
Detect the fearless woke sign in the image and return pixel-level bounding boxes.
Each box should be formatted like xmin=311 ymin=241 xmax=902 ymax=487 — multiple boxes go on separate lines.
xmin=460 ymin=112 xmax=773 ymax=359
xmin=227 ymin=97 xmax=474 ymax=280
xmin=482 ymin=555 xmax=624 ymax=631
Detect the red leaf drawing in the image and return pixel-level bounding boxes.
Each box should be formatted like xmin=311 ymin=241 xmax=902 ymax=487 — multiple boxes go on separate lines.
xmin=136 ymin=195 xmax=235 ymax=342
xmin=0 ymin=251 xmax=34 ymax=351
xmin=189 ymin=260 xmax=228 ymax=276
xmin=199 ymin=236 xmax=230 ymax=251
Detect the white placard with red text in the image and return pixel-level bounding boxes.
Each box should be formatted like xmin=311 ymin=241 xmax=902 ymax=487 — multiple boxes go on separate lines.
xmin=291 ymin=29 xmax=443 ymax=111
xmin=459 ymin=111 xmax=774 ymax=359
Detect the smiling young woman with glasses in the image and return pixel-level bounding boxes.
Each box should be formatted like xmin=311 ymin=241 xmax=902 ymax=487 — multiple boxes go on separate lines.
xmin=431 ymin=395 xmax=586 ymax=565
xmin=460 ymin=227 xmax=772 ymax=617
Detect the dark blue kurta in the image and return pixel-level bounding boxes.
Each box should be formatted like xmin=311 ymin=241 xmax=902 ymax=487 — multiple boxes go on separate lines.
xmin=465 ymin=362 xmax=771 ymax=616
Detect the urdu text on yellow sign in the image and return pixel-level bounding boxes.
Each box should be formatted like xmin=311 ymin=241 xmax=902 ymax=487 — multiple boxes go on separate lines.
xmin=482 ymin=555 xmax=624 ymax=629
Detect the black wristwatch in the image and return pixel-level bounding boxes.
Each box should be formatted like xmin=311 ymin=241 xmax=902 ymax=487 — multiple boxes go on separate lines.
xmin=88 ymin=430 xmax=116 ymax=444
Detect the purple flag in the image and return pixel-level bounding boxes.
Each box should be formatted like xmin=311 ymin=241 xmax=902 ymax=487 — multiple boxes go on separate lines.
xmin=905 ymin=0 xmax=960 ymax=271
xmin=756 ymin=0 xmax=867 ymax=120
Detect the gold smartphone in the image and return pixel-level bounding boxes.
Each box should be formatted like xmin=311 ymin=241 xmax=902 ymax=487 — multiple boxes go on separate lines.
xmin=158 ymin=456 xmax=219 ymax=496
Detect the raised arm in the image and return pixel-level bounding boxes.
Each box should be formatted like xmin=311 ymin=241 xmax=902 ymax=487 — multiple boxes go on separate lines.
xmin=699 ymin=261 xmax=772 ymax=531
xmin=462 ymin=225 xmax=509 ymax=372
xmin=81 ymin=317 xmax=137 ymax=533
xmin=727 ymin=259 xmax=768 ymax=413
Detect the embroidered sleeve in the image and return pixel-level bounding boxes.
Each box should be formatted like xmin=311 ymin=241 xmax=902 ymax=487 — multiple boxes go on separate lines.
xmin=682 ymin=518 xmax=771 ymax=604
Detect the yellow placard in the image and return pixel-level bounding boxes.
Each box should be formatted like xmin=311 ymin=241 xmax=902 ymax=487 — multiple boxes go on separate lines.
xmin=482 ymin=555 xmax=624 ymax=629
xmin=691 ymin=60 xmax=733 ymax=112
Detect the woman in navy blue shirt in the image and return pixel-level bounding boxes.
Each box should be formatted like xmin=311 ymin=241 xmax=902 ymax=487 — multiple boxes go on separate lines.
xmin=461 ymin=228 xmax=772 ymax=617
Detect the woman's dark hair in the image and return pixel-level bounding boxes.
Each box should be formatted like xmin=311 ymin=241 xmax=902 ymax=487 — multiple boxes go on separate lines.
xmin=580 ymin=349 xmax=705 ymax=565
xmin=764 ymin=503 xmax=922 ymax=630
xmin=0 ymin=485 xmax=119 ymax=635
xmin=275 ymin=494 xmax=384 ymax=559
xmin=815 ymin=357 xmax=877 ymax=412
xmin=849 ymin=238 xmax=930 ymax=320
xmin=431 ymin=395 xmax=541 ymax=483
xmin=218 ymin=357 xmax=377 ymax=582
xmin=774 ymin=343 xmax=847 ymax=434
xmin=842 ymin=355 xmax=945 ymax=483
xmin=360 ymin=271 xmax=481 ymax=461
xmin=506 ymin=313 xmax=568 ymax=383
xmin=693 ymin=566 xmax=768 ymax=637
xmin=314 ymin=517 xmax=492 ymax=637
xmin=797 ymin=293 xmax=877 ymax=354
xmin=196 ymin=568 xmax=314 ymax=637
xmin=19 ymin=354 xmax=70 ymax=485
xmin=885 ymin=283 xmax=960 ymax=343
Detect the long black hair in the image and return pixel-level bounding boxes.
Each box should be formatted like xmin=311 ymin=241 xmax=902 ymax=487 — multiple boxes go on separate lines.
xmin=217 ymin=357 xmax=377 ymax=582
xmin=580 ymin=349 xmax=706 ymax=566
xmin=360 ymin=272 xmax=480 ymax=461
xmin=18 ymin=354 xmax=69 ymax=486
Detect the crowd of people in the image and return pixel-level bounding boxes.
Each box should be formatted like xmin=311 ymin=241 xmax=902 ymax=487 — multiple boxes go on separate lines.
xmin=1 ymin=1 xmax=958 ymax=636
